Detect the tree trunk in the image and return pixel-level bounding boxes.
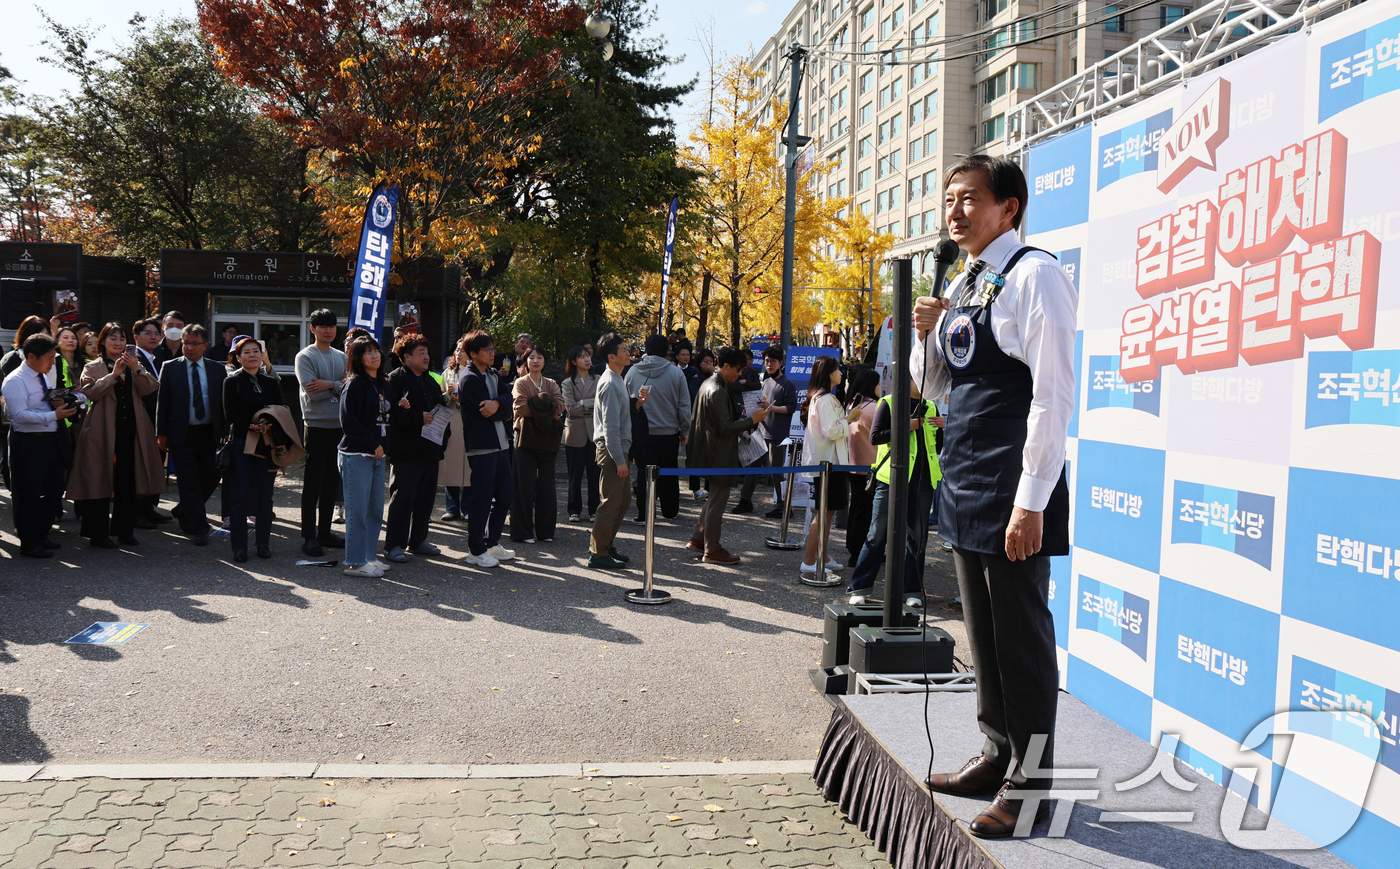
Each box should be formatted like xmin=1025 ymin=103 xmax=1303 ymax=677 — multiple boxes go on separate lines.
xmin=697 ymin=270 xmax=712 ymax=351
xmin=586 ymin=238 xmax=604 ymax=333
xmin=729 ymin=262 xmax=743 ymax=348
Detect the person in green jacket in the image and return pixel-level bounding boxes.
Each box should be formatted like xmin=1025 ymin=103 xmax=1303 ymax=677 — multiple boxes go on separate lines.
xmin=845 ymin=377 xmax=943 ymax=608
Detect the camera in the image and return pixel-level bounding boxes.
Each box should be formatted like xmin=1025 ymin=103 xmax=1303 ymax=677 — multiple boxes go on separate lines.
xmin=45 ymin=387 xmax=87 ymax=410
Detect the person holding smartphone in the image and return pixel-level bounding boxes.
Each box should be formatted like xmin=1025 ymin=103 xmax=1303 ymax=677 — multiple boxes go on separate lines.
xmin=222 ymin=335 xmax=286 ymax=562
xmin=67 ymin=322 xmax=165 ymax=549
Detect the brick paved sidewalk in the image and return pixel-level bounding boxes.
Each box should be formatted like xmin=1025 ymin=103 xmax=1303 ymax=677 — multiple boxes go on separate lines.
xmin=0 ymin=773 xmax=893 ymax=868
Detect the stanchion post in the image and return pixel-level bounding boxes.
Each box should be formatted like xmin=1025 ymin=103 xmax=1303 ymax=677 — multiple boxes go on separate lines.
xmin=801 ymin=460 xmax=842 ymax=587
xmin=884 ymin=257 xmax=913 ymax=626
xmin=627 ymin=465 xmax=671 ymax=605
xmin=765 ymin=440 xmax=802 ymax=550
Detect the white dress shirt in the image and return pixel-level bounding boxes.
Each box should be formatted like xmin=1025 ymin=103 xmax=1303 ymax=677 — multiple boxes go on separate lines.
xmin=2 ymin=361 xmax=59 ymax=432
xmin=911 ymin=229 xmax=1078 ymax=513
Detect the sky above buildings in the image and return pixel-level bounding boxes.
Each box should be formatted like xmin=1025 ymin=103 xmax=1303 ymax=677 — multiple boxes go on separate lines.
xmin=5 ymin=0 xmax=794 ymax=128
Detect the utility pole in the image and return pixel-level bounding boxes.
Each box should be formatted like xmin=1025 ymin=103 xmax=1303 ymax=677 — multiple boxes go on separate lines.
xmin=779 ymin=42 xmax=809 ymax=353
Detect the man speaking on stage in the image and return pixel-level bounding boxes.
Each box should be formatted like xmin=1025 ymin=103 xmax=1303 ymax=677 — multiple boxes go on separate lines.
xmin=911 ymin=155 xmax=1077 ymax=838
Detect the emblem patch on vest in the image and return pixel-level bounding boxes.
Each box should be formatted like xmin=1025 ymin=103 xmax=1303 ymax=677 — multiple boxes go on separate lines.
xmin=945 ymin=313 xmax=977 ymax=369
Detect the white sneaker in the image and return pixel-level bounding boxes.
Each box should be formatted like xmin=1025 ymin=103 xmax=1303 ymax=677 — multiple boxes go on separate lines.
xmin=523 ymin=538 xmax=537 ymax=544
xmin=464 ymin=551 xmax=500 ymax=568
xmin=371 ymin=559 xmax=392 ymax=572
xmin=487 ymin=544 xmax=515 ymax=561
xmin=799 ymin=562 xmax=817 ymax=575
xmin=848 ymin=594 xmax=867 ymax=605
xmin=905 ymin=596 xmax=924 ymax=609
xmin=824 ymin=558 xmax=843 ymax=571
xmin=568 ymin=514 xmax=581 ymax=523
xmin=941 ymin=539 xmax=953 ymax=551
xmin=343 ymin=563 xmax=383 ymax=577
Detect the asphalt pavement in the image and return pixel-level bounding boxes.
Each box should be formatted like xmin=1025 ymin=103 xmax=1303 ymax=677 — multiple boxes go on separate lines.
xmin=0 ymin=469 xmax=966 ymax=768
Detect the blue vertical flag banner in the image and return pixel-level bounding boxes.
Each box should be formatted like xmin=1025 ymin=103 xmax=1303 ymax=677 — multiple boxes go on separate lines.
xmin=659 ymin=197 xmax=679 ymax=330
xmin=350 ymin=183 xmax=399 ymax=341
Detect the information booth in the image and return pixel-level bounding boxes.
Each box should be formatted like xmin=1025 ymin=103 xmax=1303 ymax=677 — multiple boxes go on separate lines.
xmin=158 ymin=249 xmax=464 ymax=372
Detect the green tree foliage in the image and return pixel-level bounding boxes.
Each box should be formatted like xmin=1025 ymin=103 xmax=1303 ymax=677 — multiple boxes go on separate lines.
xmin=500 ymin=0 xmax=698 ymax=333
xmin=35 ymin=15 xmax=326 ymax=259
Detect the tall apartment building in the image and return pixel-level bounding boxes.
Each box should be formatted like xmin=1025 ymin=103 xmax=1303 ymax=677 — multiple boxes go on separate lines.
xmin=749 ymin=1 xmax=1197 ymax=274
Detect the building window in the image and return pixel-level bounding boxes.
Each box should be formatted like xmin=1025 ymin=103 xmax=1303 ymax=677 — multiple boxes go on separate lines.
xmin=909 ymin=175 xmax=923 ymax=200
xmin=860 ymin=4 xmax=875 ymax=30
xmin=911 ymin=99 xmax=923 ymax=124
xmin=1105 ymin=6 xmax=1127 ymax=31
xmin=909 ymin=214 xmax=921 ymax=236
xmin=983 ymin=70 xmax=1007 ymax=105
xmin=878 ymin=155 xmax=891 ymax=179
xmin=891 ymin=77 xmax=904 ymax=100
xmin=830 ymin=117 xmax=848 ymax=138
xmin=1016 ymin=63 xmax=1037 ymax=90
xmin=1161 ymin=4 xmax=1190 ymax=32
xmin=912 ymin=0 xmax=924 ymax=10
xmin=858 ymin=168 xmax=872 ymax=189
xmin=982 ymin=113 xmax=1005 ymax=144
xmin=923 ymin=131 xmax=937 ymax=155
xmin=890 ymin=112 xmax=903 ymax=136
xmin=923 ymin=92 xmax=937 ymax=117
xmin=923 ymin=211 xmax=937 ymax=234
xmin=878 ymin=85 xmax=891 ymax=109
xmin=1070 ymin=57 xmax=1078 ymax=74
xmin=983 ymin=0 xmax=1008 ymax=19
xmin=829 ymin=86 xmax=847 ymax=113
xmin=859 ymin=102 xmax=873 ymax=124
xmin=985 ymin=27 xmax=1011 ymax=61
xmin=892 ymin=5 xmax=905 ymax=28
xmin=860 ymin=199 xmax=872 ymax=215
xmin=878 ymin=118 xmax=891 ymax=144
xmin=859 ymin=70 xmax=874 ymax=94
xmin=834 ymin=147 xmax=846 ymax=170
xmin=858 ymin=135 xmax=873 ymax=157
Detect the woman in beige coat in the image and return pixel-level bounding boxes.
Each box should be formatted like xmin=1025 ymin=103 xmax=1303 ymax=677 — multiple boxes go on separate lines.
xmin=508 ymin=344 xmax=564 ymax=543
xmin=438 ymin=338 xmax=471 ymax=520
xmin=67 ymin=322 xmax=165 ymax=549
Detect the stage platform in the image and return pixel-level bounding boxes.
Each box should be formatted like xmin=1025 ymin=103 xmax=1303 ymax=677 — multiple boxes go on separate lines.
xmin=814 ymin=691 xmax=1353 ymax=869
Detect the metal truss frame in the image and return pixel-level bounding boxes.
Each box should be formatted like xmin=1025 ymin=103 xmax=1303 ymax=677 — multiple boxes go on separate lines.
xmin=852 ymin=672 xmax=979 ymax=694
xmin=1008 ymin=0 xmax=1359 ymax=153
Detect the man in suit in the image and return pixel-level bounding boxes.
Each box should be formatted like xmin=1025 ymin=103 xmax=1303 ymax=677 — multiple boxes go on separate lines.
xmin=132 ymin=317 xmax=172 ymax=527
xmin=156 ymin=324 xmax=226 ymax=546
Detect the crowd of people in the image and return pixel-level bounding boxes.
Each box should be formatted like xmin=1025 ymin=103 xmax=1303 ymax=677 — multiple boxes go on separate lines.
xmin=2 ymin=312 xmax=946 ymax=603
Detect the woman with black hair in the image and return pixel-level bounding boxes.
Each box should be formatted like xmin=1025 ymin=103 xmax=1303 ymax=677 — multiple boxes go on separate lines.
xmin=560 ymin=344 xmax=600 ymax=522
xmin=844 ymin=367 xmax=882 ymax=567
xmin=222 ymin=336 xmax=285 ymax=562
xmin=339 ymin=336 xmax=391 ymax=577
xmin=799 ymin=355 xmax=862 ymax=579
xmin=67 ymin=322 xmax=164 ymax=548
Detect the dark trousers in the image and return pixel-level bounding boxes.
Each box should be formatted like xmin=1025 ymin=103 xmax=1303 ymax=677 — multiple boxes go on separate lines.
xmin=301 ymin=426 xmax=342 ymax=540
xmin=228 ymin=450 xmax=276 ymax=552
xmin=8 ymin=431 xmax=64 ymax=548
xmin=170 ymin=425 xmax=219 ymax=535
xmin=691 ymin=483 xmax=732 ymax=552
xmin=466 ymin=450 xmax=512 ymax=555
xmin=845 ymin=472 xmax=875 ymax=563
xmin=385 ymin=459 xmax=439 ymax=550
xmin=565 ymin=443 xmax=600 ymax=517
xmin=511 ymin=448 xmax=557 ymax=541
xmin=634 ymin=433 xmax=680 ymax=518
xmin=848 ymin=479 xmax=934 ymax=594
xmin=78 ymin=434 xmax=138 ymax=541
xmin=952 ymin=548 xmax=1058 ymax=791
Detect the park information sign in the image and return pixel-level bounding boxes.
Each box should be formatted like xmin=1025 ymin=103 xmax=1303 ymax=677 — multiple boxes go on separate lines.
xmin=1022 ymin=6 xmax=1399 ymax=865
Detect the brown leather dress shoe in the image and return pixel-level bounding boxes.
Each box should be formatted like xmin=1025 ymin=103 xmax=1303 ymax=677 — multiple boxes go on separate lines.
xmin=968 ymin=783 xmax=1051 ymax=839
xmin=703 ymin=548 xmax=741 ymax=565
xmin=687 ymin=538 xmax=705 ymax=553
xmin=925 ymin=756 xmax=1005 ymax=796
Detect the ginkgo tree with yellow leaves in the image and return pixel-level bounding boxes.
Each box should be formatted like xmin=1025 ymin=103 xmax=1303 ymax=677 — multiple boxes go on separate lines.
xmin=681 ymin=58 xmax=847 ymax=349
xmin=808 ymin=209 xmax=897 ymax=349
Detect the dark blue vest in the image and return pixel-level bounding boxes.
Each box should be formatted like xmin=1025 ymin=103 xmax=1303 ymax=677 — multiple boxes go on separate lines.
xmin=936 ymin=248 xmax=1070 ymax=557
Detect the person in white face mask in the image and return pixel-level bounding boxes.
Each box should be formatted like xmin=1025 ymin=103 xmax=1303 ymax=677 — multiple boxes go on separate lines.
xmin=152 ymin=310 xmax=187 ymax=369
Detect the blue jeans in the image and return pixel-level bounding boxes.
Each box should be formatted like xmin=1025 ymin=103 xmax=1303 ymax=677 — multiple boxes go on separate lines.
xmin=467 ymin=450 xmax=513 ymax=555
xmin=848 ymin=479 xmax=934 ymax=594
xmin=444 ymin=486 xmax=465 ymax=515
xmin=229 ymin=450 xmax=276 ymax=553
xmin=339 ymin=452 xmax=385 ymax=567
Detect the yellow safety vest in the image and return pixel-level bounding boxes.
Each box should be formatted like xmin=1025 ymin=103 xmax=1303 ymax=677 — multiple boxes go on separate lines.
xmin=873 ymin=394 xmax=941 ymax=487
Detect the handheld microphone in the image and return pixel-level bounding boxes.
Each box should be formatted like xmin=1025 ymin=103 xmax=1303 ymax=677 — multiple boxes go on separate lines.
xmin=929 ymin=239 xmax=961 ymax=299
